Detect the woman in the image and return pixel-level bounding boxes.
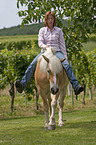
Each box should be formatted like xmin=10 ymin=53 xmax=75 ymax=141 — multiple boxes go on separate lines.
xmin=15 ymin=11 xmax=83 ymax=95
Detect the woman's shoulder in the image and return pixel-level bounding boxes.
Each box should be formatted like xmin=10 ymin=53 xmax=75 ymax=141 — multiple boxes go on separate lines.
xmin=55 ymin=26 xmax=62 ymax=32
xmin=39 ymin=27 xmax=46 ymax=32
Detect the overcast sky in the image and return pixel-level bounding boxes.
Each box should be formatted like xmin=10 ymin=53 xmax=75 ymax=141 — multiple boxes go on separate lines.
xmin=0 ymin=0 xmax=26 ymax=29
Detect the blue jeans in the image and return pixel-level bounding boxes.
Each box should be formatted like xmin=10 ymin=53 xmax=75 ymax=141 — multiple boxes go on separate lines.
xmin=21 ymin=51 xmax=79 ymax=90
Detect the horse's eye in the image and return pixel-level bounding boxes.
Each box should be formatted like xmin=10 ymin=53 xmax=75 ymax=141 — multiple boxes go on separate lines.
xmin=47 ymin=70 xmax=51 ymax=74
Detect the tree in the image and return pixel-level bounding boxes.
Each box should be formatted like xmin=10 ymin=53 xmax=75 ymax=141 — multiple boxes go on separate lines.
xmin=17 ymin=0 xmax=95 ymax=59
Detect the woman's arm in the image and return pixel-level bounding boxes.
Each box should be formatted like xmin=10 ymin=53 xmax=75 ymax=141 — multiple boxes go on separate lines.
xmin=59 ymin=30 xmax=67 ymax=59
xmin=38 ymin=28 xmax=47 ymax=50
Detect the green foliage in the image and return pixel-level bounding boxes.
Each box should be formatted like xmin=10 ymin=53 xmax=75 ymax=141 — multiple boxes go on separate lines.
xmin=87 ymin=49 xmax=96 ymax=88
xmin=0 ymin=42 xmax=7 ymax=50
xmin=17 ymin=0 xmax=95 ymax=60
xmin=0 ymin=39 xmax=38 ymax=50
xmin=0 ymin=46 xmax=38 ymax=96
xmin=0 ymin=49 xmax=9 ymax=89
xmin=72 ymin=48 xmax=96 ymax=89
xmin=0 ymin=35 xmax=96 ymax=95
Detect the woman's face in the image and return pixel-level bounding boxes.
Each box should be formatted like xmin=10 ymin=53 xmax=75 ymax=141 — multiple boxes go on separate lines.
xmin=47 ymin=14 xmax=54 ymax=28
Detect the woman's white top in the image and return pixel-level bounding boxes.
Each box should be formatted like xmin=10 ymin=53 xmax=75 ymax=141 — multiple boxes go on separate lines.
xmin=38 ymin=26 xmax=67 ymax=59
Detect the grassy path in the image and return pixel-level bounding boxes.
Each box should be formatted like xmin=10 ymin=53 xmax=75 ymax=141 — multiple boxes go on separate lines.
xmin=0 ymin=88 xmax=96 ymax=145
xmin=0 ymin=106 xmax=96 ymax=145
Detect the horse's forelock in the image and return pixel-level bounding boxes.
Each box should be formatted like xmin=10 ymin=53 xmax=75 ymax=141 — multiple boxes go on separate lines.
xmin=39 ymin=47 xmax=62 ymax=74
xmin=49 ymin=56 xmax=62 ymax=74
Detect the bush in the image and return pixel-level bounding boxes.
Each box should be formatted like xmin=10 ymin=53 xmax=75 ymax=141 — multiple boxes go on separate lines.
xmin=0 ymin=40 xmax=38 ymax=50
xmin=0 ymin=47 xmax=38 ymax=96
xmin=0 ymin=42 xmax=7 ymax=50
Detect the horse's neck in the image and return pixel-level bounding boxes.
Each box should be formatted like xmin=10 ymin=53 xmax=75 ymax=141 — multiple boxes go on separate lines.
xmin=39 ymin=54 xmax=62 ymax=75
xmin=49 ymin=55 xmax=62 ymax=74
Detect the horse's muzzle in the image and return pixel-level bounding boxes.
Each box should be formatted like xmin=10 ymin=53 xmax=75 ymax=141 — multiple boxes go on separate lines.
xmin=51 ymin=87 xmax=59 ymax=95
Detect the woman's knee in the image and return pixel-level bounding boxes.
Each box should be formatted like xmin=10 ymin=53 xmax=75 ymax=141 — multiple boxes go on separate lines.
xmin=62 ymin=59 xmax=70 ymax=70
xmin=56 ymin=52 xmax=65 ymax=59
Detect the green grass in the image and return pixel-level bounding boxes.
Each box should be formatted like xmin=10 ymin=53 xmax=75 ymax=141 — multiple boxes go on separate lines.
xmin=0 ymin=89 xmax=96 ymax=145
xmin=0 ymin=35 xmax=38 ymax=43
xmin=82 ymin=34 xmax=96 ymax=52
xmin=82 ymin=41 xmax=96 ymax=52
xmin=0 ymin=110 xmax=96 ymax=145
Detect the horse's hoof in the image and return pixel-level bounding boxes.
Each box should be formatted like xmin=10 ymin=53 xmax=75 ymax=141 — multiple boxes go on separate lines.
xmin=44 ymin=126 xmax=48 ymax=130
xmin=48 ymin=125 xmax=56 ymax=130
xmin=58 ymin=124 xmax=64 ymax=127
xmin=58 ymin=121 xmax=64 ymax=127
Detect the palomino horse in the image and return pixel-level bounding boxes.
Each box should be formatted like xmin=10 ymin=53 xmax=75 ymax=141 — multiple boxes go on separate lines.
xmin=35 ymin=47 xmax=69 ymax=130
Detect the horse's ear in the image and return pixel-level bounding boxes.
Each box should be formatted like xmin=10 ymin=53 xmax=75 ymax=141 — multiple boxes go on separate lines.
xmin=42 ymin=55 xmax=49 ymax=63
xmin=60 ymin=58 xmax=66 ymax=63
xmin=51 ymin=48 xmax=56 ymax=55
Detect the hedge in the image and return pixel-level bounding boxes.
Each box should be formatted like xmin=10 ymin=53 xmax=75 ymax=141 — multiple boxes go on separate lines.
xmin=0 ymin=40 xmax=38 ymax=50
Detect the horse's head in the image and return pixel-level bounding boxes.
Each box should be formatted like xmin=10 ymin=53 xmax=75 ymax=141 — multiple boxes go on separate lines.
xmin=42 ymin=54 xmax=62 ymax=95
xmin=46 ymin=67 xmax=59 ymax=95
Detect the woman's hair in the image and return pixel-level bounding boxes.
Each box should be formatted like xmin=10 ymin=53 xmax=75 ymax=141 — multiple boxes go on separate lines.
xmin=44 ymin=11 xmax=56 ymax=27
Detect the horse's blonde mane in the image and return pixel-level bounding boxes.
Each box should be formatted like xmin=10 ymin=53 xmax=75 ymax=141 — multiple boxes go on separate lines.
xmin=38 ymin=47 xmax=62 ymax=74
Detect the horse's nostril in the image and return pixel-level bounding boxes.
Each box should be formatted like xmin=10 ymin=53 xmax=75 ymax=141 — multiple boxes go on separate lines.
xmin=51 ymin=87 xmax=59 ymax=95
xmin=57 ymin=88 xmax=59 ymax=93
xmin=51 ymin=88 xmax=54 ymax=94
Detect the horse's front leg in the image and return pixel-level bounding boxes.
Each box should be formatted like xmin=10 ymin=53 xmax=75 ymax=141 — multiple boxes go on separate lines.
xmin=39 ymin=90 xmax=49 ymax=129
xmin=42 ymin=98 xmax=49 ymax=129
xmin=58 ymin=105 xmax=64 ymax=127
xmin=45 ymin=111 xmax=49 ymax=129
xmin=58 ymin=90 xmax=66 ymax=127
xmin=48 ymin=94 xmax=58 ymax=130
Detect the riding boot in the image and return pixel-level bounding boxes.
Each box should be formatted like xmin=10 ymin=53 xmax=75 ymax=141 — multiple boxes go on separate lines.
xmin=15 ymin=52 xmax=43 ymax=93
